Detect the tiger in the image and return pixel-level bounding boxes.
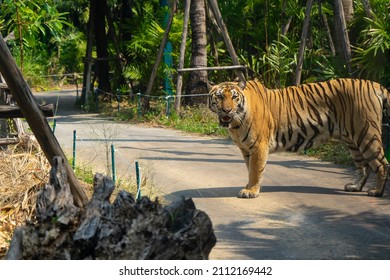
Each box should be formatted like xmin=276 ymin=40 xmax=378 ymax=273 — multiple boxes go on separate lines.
xmin=208 ymin=78 xmax=390 ymax=198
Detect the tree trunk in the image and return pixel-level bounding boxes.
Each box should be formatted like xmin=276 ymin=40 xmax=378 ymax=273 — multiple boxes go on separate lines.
xmin=175 ymin=0 xmax=191 ymax=113
xmin=120 ymin=0 xmax=134 ymax=42
xmin=94 ymin=0 xmax=111 ymax=97
xmin=361 ymin=0 xmax=374 ymax=19
xmin=281 ymin=0 xmax=292 ymax=35
xmin=333 ymin=0 xmax=352 ymax=76
xmin=342 ymin=0 xmax=354 ymax=23
xmin=294 ymin=0 xmax=313 ymax=85
xmin=81 ymin=0 xmax=95 ymax=107
xmin=319 ymin=1 xmax=336 ymax=56
xmin=208 ymin=0 xmax=245 ymax=84
xmin=185 ymin=0 xmax=208 ymax=106
xmin=106 ymin=2 xmax=128 ymax=92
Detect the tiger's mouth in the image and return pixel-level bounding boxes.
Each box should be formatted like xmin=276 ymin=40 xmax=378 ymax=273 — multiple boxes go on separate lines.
xmin=219 ymin=115 xmax=232 ymax=127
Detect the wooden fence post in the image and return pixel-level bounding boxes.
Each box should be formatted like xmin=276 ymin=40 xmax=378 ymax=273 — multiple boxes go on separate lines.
xmin=0 ymin=34 xmax=88 ymax=207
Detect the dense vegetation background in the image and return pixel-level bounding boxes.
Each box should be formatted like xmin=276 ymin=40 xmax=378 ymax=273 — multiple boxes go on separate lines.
xmin=0 ymin=0 xmax=389 ymax=104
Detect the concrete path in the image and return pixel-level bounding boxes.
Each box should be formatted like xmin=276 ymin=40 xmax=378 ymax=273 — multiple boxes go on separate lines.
xmin=34 ymin=89 xmax=390 ymax=259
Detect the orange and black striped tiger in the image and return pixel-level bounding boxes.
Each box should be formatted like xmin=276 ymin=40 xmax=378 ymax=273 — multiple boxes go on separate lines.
xmin=208 ymin=78 xmax=390 ymax=198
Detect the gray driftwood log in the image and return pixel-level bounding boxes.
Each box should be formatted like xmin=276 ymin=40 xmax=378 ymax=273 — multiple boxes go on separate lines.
xmin=6 ymin=156 xmax=216 ymax=260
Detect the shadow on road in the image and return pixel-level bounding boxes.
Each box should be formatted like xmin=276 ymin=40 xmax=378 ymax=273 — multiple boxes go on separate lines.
xmin=166 ymin=185 xmax=367 ymax=199
xmin=165 ymin=186 xmax=243 ymax=199
xmin=213 ymin=205 xmax=390 ymax=259
xmin=75 ymin=137 xmax=231 ymax=145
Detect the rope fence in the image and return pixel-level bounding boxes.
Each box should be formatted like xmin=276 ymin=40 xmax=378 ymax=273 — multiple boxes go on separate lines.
xmin=27 ymin=73 xmax=83 ymax=78
xmin=28 ymin=71 xmax=212 ymax=116
xmin=94 ymin=87 xmax=210 ymax=117
xmin=27 ymin=73 xmax=82 ymax=88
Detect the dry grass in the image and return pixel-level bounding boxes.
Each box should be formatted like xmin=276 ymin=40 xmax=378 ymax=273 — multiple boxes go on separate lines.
xmin=0 ymin=136 xmax=50 ymax=259
xmin=0 ymin=136 xmax=162 ymax=259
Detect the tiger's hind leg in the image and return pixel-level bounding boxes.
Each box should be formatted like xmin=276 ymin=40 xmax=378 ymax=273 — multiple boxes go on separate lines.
xmin=358 ymin=137 xmax=389 ymax=197
xmin=343 ymin=141 xmax=371 ymax=192
xmin=367 ymin=163 xmax=389 ymax=197
xmin=344 ymin=165 xmax=371 ymax=192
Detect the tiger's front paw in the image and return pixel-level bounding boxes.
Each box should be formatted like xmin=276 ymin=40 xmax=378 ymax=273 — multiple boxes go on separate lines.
xmin=238 ymin=185 xmax=261 ymax=198
xmin=344 ymin=183 xmax=362 ymax=192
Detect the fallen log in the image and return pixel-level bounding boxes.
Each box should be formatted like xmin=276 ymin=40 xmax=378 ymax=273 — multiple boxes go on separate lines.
xmin=0 ymin=104 xmax=55 ymax=118
xmin=5 ymin=156 xmax=216 ymax=260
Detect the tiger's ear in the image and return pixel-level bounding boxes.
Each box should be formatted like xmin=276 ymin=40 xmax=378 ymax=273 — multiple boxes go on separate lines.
xmin=207 ymin=80 xmax=215 ymax=92
xmin=238 ymin=79 xmax=246 ymax=90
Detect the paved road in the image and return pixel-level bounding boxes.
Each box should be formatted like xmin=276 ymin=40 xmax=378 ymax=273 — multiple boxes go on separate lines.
xmin=34 ymin=89 xmax=390 ymax=260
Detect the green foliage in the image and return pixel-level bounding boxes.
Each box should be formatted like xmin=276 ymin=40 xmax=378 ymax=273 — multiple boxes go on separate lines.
xmin=352 ymin=1 xmax=390 ymax=86
xmin=160 ymin=106 xmax=228 ymax=136
xmin=216 ymin=0 xmax=343 ymax=87
xmin=102 ymin=98 xmax=228 ymax=137
xmin=74 ymin=163 xmax=95 ymax=185
xmin=66 ymin=156 xmax=95 ymax=185
xmin=1 ymin=0 xmax=71 ymax=72
xmin=2 ymin=0 xmax=70 ymax=43
xmin=113 ymin=104 xmax=138 ymax=122
xmin=1 ymin=0 xmax=389 ymax=98
xmin=9 ymin=45 xmax=50 ymax=87
xmin=57 ymin=30 xmax=86 ymax=73
xmin=123 ymin=2 xmax=184 ymax=94
xmin=52 ymin=0 xmax=89 ymax=27
xmin=260 ymin=36 xmax=298 ymax=87
xmin=240 ymin=38 xmax=296 ymax=88
xmin=303 ymin=141 xmax=353 ymax=166
xmin=302 ymin=49 xmax=339 ymax=83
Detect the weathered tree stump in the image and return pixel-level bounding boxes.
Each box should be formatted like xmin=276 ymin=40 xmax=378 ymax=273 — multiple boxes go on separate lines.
xmin=5 ymin=156 xmax=216 ymax=260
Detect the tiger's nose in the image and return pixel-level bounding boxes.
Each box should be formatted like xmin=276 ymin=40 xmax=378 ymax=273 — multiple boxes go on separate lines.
xmin=222 ymin=107 xmax=232 ymax=114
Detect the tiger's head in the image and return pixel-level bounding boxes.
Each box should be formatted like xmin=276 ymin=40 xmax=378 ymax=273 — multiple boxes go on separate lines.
xmin=208 ymin=81 xmax=246 ymax=128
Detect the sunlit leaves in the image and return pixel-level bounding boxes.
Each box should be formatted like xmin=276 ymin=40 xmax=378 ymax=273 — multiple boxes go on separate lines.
xmin=2 ymin=0 xmax=70 ymax=45
xmin=352 ymin=1 xmax=390 ymax=85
